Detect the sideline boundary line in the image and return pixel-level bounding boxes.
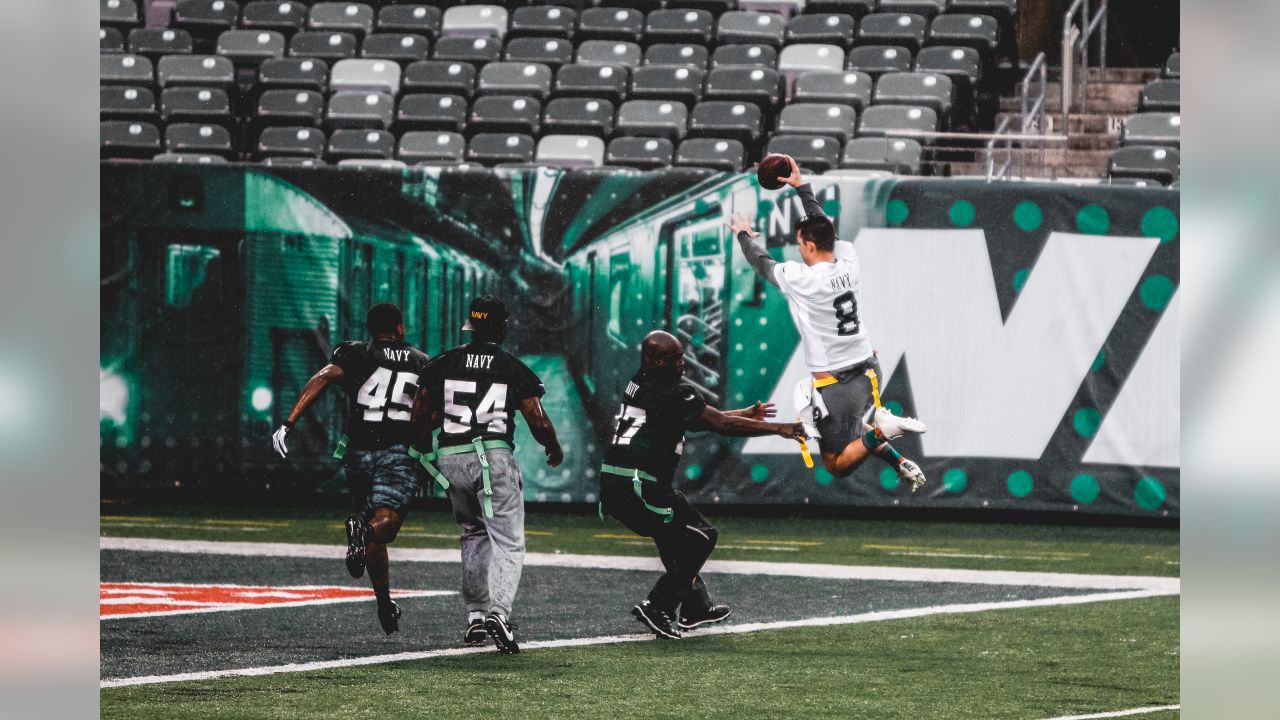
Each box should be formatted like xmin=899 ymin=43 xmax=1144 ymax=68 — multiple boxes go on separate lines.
xmin=1038 ymin=704 xmax=1180 ymax=719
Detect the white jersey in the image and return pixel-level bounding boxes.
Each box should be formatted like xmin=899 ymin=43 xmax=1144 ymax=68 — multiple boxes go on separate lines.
xmin=772 ymin=240 xmax=873 ymax=372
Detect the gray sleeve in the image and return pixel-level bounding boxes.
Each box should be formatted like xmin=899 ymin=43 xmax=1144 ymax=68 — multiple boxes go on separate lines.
xmin=735 ymin=230 xmax=780 ymax=287
xmin=794 ymin=183 xmax=825 ymax=219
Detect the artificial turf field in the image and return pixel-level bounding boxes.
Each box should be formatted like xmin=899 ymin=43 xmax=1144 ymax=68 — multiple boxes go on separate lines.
xmin=100 ymin=504 xmax=1179 ymax=719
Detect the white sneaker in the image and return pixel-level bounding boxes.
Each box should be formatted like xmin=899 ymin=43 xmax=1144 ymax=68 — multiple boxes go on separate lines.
xmin=874 ymin=406 xmax=927 ymax=440
xmin=897 ymin=459 xmax=927 ymax=492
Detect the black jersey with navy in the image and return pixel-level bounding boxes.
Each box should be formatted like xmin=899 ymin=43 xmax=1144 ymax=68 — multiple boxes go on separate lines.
xmin=602 ymin=369 xmax=708 ymax=484
xmin=329 ymin=339 xmax=430 ymax=451
xmin=421 ymin=341 xmax=545 ymax=449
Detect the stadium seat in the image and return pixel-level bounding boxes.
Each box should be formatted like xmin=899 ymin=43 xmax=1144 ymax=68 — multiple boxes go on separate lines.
xmin=327 ymin=128 xmax=395 ymax=161
xmin=478 ymin=62 xmax=554 ymax=100
xmin=803 ymin=0 xmax=875 ymax=20
xmin=326 ymin=90 xmax=395 ymax=129
xmin=645 ymin=43 xmax=710 ymax=69
xmin=645 ymin=10 xmax=716 ymax=46
xmin=441 ymin=6 xmax=509 ymax=40
xmin=947 ymin=0 xmax=1018 ymax=65
xmin=878 ymin=0 xmax=946 ymax=19
xmin=101 ymin=120 xmax=161 ymax=159
xmin=874 ymin=72 xmax=953 ymax=119
xmin=605 ymin=136 xmax=674 ymax=169
xmin=666 ymin=0 xmax=736 ymax=13
xmin=536 ymin=135 xmax=606 ymax=167
xmin=467 ymin=133 xmax=536 ymax=164
xmin=552 ymin=64 xmax=629 ymax=103
xmin=926 ymin=14 xmax=999 ymax=69
xmin=1120 ymin=113 xmax=1180 ymax=148
xmin=468 ymin=95 xmax=543 ymax=135
xmin=1139 ymin=79 xmax=1179 ymax=113
xmin=255 ymin=89 xmax=325 ymax=127
xmin=156 ymin=55 xmax=235 ymax=89
xmin=256 ymin=126 xmax=326 ymax=158
xmin=336 ymin=158 xmax=406 ymax=170
xmin=616 ymin=99 xmax=689 ymax=141
xmin=360 ymin=33 xmax=431 ymax=64
xmin=330 ymin=58 xmax=401 ymax=94
xmin=841 ymin=136 xmax=923 ymax=174
xmin=172 ymin=1 xmax=240 ymax=52
xmin=737 ymin=0 xmax=804 ymax=20
xmin=914 ymin=45 xmax=982 ymax=97
xmin=1108 ymin=145 xmax=1179 ymax=185
xmin=398 ymin=130 xmax=467 ymax=163
xmin=217 ymin=30 xmax=287 ymax=64
xmin=101 ymin=27 xmax=126 ymax=54
xmin=858 ymin=104 xmax=937 ymax=139
xmin=703 ymin=67 xmax=782 ymax=113
xmin=308 ymin=3 xmax=376 ymax=40
xmin=240 ymin=3 xmax=308 ymax=37
xmin=858 ymin=13 xmax=927 ymax=52
xmin=258 ymin=57 xmax=329 ymax=92
xmin=396 ymin=93 xmax=468 ymax=132
xmin=377 ymin=5 xmax=442 ymax=39
xmin=508 ymin=6 xmax=577 ymax=40
xmin=575 ymin=40 xmax=643 ymax=69
xmin=767 ymin=134 xmax=841 ymax=173
xmin=711 ymin=44 xmax=778 ymax=69
xmin=503 ymin=37 xmax=575 ymax=69
xmin=689 ymin=100 xmax=764 ymax=149
xmin=262 ymin=156 xmax=326 ymax=167
xmin=629 ymin=66 xmax=706 ymax=107
xmin=100 ymin=0 xmax=142 ymax=33
xmin=675 ymin=138 xmax=746 ymax=172
xmin=785 ymin=14 xmax=856 ymax=49
xmin=289 ymin=31 xmax=358 ymax=62
xmin=128 ymin=28 xmax=194 ymax=59
xmin=793 ymin=70 xmax=872 ymax=111
xmin=153 ymin=153 xmax=230 ymax=164
xmin=778 ymin=45 xmax=845 ymax=98
xmin=160 ymin=87 xmax=232 ymax=125
xmin=1106 ymin=177 xmax=1161 ymax=188
xmin=100 ymin=86 xmax=157 ymax=123
xmin=164 ymin=123 xmax=235 ymax=158
xmin=600 ymin=0 xmax=663 ymax=12
xmin=577 ymin=8 xmax=645 ymax=43
xmin=404 ymin=60 xmax=477 ymax=98
xmin=847 ymin=45 xmax=913 ymax=77
xmin=1163 ymin=51 xmax=1180 ymax=79
xmin=717 ymin=12 xmax=787 ymax=47
xmin=542 ymin=97 xmax=616 ymax=137
xmin=101 ymin=54 xmax=154 ymax=87
xmin=433 ymin=36 xmax=502 ymax=66
xmin=777 ymin=102 xmax=857 ymax=143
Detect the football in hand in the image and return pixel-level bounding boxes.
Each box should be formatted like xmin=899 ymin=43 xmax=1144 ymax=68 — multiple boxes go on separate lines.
xmin=756 ymin=153 xmax=792 ymax=190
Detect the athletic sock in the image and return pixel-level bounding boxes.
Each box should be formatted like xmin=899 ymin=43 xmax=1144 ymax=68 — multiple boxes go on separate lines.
xmin=468 ymin=611 xmax=485 ymax=624
xmin=373 ymin=583 xmax=391 ymax=604
xmin=862 ymin=429 xmax=905 ymax=466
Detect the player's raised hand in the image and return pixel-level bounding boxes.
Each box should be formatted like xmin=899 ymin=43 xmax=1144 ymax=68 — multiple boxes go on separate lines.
xmin=546 ymin=442 xmax=564 ymax=468
xmin=271 ymin=425 xmax=290 ymax=458
xmin=743 ymin=401 xmax=777 ymax=420
xmin=781 ymin=155 xmax=804 ymax=188
xmin=728 ymin=213 xmax=759 ymax=238
xmin=776 ymin=421 xmax=806 ymax=440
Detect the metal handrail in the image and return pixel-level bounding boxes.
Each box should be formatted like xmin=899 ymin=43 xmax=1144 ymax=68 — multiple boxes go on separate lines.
xmin=985 ymin=116 xmax=1013 ymax=181
xmin=1019 ymin=52 xmax=1049 ymax=178
xmin=1062 ymin=0 xmax=1110 ymax=135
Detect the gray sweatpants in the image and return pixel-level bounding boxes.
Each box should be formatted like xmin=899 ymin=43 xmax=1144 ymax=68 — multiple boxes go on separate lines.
xmin=437 ymin=448 xmax=526 ymax=619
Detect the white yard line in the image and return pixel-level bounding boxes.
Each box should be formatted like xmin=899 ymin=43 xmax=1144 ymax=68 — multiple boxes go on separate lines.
xmin=1038 ymin=704 xmax=1180 ymax=719
xmin=100 ymin=537 xmax=1181 ymax=593
xmin=101 ymin=588 xmax=1172 ymax=689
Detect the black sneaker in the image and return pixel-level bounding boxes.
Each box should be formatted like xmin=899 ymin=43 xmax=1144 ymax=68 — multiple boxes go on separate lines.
xmin=464 ymin=618 xmax=487 ymax=645
xmin=679 ymin=604 xmax=732 ymax=631
xmin=484 ymin=613 xmax=520 ymax=654
xmin=345 ymin=515 xmax=367 ymax=579
xmin=377 ymin=599 xmax=401 ymax=635
xmin=632 ymin=600 xmax=681 ymax=639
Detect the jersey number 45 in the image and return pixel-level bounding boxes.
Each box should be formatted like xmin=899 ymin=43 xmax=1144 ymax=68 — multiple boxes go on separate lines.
xmin=356 ymin=367 xmax=418 ymax=422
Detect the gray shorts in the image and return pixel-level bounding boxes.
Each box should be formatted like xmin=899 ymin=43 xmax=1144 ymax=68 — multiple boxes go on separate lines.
xmin=344 ymin=444 xmax=421 ymax=520
xmin=814 ymin=358 xmax=880 ymax=456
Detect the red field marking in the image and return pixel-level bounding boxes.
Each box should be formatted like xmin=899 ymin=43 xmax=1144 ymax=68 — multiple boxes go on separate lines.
xmin=101 ymin=582 xmax=450 ymax=620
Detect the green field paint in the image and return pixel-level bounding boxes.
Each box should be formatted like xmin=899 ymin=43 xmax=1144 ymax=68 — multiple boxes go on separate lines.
xmin=1012 ymin=268 xmax=1029 ymax=293
xmin=1091 ymin=349 xmax=1106 ymax=372
xmin=1006 ymin=470 xmax=1033 ymax=497
xmin=1141 ymin=206 xmax=1179 ymax=243
xmin=1140 ymin=275 xmax=1175 ymax=311
xmin=1070 ymin=474 xmax=1100 ymax=504
xmin=884 ymin=400 xmax=903 ymax=416
xmin=1013 ymin=201 xmax=1043 ymax=231
xmin=879 ymin=467 xmax=900 ymax=491
xmin=751 ymin=464 xmax=769 ymax=483
xmin=1135 ymin=476 xmax=1167 ymax=510
xmin=1076 ymin=204 xmax=1111 ymax=235
xmin=942 ymin=468 xmax=967 ymax=492
xmin=685 ymin=464 xmax=703 ymax=481
xmin=815 ymin=467 xmax=834 ymax=486
xmin=1073 ymin=407 xmax=1102 ymax=438
xmin=886 ymin=199 xmax=909 ymax=226
xmin=949 ymin=200 xmax=976 ymax=227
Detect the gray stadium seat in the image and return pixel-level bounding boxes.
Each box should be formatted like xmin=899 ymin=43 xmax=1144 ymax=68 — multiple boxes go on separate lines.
xmin=172 ymin=1 xmax=240 ymax=52
xmin=336 ymin=158 xmax=406 ymax=170
xmin=841 ymin=136 xmax=923 ymax=174
xmin=258 ymin=57 xmax=329 ymax=92
xmin=256 ymin=126 xmax=326 ymax=158
xmin=926 ymin=14 xmax=999 ymax=68
xmin=404 ymin=60 xmax=477 ymax=98
xmin=847 ymin=45 xmax=913 ymax=77
xmin=441 ymin=6 xmax=509 ymax=40
xmin=606 ymin=136 xmax=674 ymax=169
xmin=575 ymin=40 xmax=643 ymax=69
xmin=767 ymin=134 xmax=841 ymax=173
xmin=703 ymin=67 xmax=782 ymax=112
xmin=101 ymin=0 xmax=141 ymax=32
xmin=325 ymin=90 xmax=395 ymax=129
xmin=777 ymin=102 xmax=857 ymax=143
xmin=629 ymin=66 xmax=706 ymax=107
xmin=477 ymin=62 xmax=554 ymax=100
xmin=101 ymin=121 xmax=161 ymax=159
xmin=804 ymin=0 xmax=875 ymax=19
xmin=914 ymin=46 xmax=982 ymax=96
xmin=100 ymin=86 xmax=157 ymax=123
xmin=1108 ymin=145 xmax=1179 ymax=186
xmin=433 ymin=36 xmax=502 ymax=66
xmin=616 ymin=99 xmax=689 ymax=141
xmin=327 ymin=128 xmax=395 ymax=161
xmin=241 ymin=2 xmax=308 ymax=37
xmin=377 ymin=5 xmax=442 ymax=40
xmin=154 ymin=153 xmax=230 ymax=164
xmin=1120 ymin=113 xmax=1180 ymax=148
xmin=858 ymin=13 xmax=927 ymax=52
xmin=101 ymin=54 xmax=154 ymax=86
xmin=503 ymin=38 xmax=574 ymax=70
xmin=948 ymin=0 xmax=1018 ymax=64
xmin=1164 ymin=52 xmax=1180 ymax=79
xmin=160 ymin=87 xmax=232 ymax=125
xmin=101 ymin=27 xmax=126 ymax=54
xmin=675 ymin=138 xmax=746 ymax=172
xmin=552 ymin=64 xmax=629 ymax=103
xmin=396 ymin=93 xmax=468 ymax=132
xmin=645 ymin=43 xmax=710 ymax=69
xmin=536 ymin=135 xmax=606 ymax=167
xmin=858 ymin=104 xmax=937 ymax=139
xmin=288 ymin=31 xmax=358 ymax=62
xmin=330 ymin=58 xmax=401 ymax=94
xmin=542 ymin=97 xmax=616 ymax=137
xmin=717 ymin=12 xmax=787 ymax=47
xmin=873 ymin=71 xmax=953 ymax=118
xmin=467 ymin=133 xmax=536 ymax=164
xmin=689 ymin=100 xmax=763 ymax=149
xmin=262 ymin=156 xmax=326 ymax=167
xmin=255 ymin=89 xmax=325 ymax=127
xmin=793 ymin=70 xmax=872 ymax=111
xmin=164 ymin=123 xmax=235 ymax=158
xmin=468 ymin=95 xmax=543 ymax=135
xmin=878 ymin=0 xmax=946 ymax=19
xmin=711 ymin=44 xmax=778 ymax=69
xmin=157 ymin=55 xmax=235 ymax=89
xmin=577 ymin=8 xmax=645 ymax=43
xmin=778 ymin=44 xmax=845 ymax=99
xmin=128 ymin=28 xmax=194 ymax=59
xmin=360 ymin=34 xmax=432 ymax=64
xmin=737 ymin=0 xmax=805 ymax=20
xmin=785 ymin=14 xmax=856 ymax=49
xmin=217 ymin=30 xmax=287 ymax=64
xmin=646 ymin=10 xmax=716 ymax=46
xmin=398 ymin=130 xmax=466 ymax=163
xmin=508 ymin=6 xmax=576 ymax=40
xmin=308 ymin=3 xmax=375 ymax=40
xmin=1139 ymin=80 xmax=1179 ymax=113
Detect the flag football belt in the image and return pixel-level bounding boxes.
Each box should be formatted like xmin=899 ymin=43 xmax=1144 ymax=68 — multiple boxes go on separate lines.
xmin=409 ymin=439 xmax=512 ymax=519
xmin=599 ymin=463 xmax=673 ymax=523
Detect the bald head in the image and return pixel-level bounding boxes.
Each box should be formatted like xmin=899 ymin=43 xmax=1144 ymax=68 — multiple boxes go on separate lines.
xmin=641 ymin=330 xmax=686 ymax=379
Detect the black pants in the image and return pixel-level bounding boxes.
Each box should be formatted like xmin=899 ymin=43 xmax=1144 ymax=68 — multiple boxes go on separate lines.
xmin=600 ymin=477 xmax=718 ymax=615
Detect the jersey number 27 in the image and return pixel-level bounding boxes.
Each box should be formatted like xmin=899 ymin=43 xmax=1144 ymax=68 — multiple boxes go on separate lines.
xmin=833 ymin=291 xmax=860 ymax=336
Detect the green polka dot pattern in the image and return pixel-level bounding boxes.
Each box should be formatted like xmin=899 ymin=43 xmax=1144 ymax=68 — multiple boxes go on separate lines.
xmin=1013 ymin=201 xmax=1043 ymax=231
xmin=1073 ymin=407 xmax=1102 ymax=438
xmin=1012 ymin=268 xmax=1029 ymax=293
xmin=1135 ymin=476 xmax=1166 ymax=510
xmin=1141 ymin=206 xmax=1179 ymax=243
xmin=886 ymin=199 xmax=909 ymax=226
xmin=879 ymin=467 xmax=899 ymax=491
xmin=1070 ymin=474 xmax=1100 ymax=504
xmin=750 ymin=464 xmax=769 ymax=483
xmin=1076 ymin=204 xmax=1110 ymax=235
xmin=1091 ymin=349 xmax=1106 ymax=372
xmin=949 ymin=200 xmax=975 ymax=227
xmin=684 ymin=464 xmax=702 ymax=481
xmin=942 ymin=468 xmax=967 ymax=492
xmin=815 ymin=467 xmax=834 ymax=486
xmin=1140 ymin=275 xmax=1175 ymax=311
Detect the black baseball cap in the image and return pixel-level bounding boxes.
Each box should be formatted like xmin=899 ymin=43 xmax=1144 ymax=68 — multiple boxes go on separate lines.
xmin=461 ymin=294 xmax=509 ymax=333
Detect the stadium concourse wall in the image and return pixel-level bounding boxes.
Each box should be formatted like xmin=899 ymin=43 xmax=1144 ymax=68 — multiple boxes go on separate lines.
xmin=99 ymin=164 xmax=1179 ymax=520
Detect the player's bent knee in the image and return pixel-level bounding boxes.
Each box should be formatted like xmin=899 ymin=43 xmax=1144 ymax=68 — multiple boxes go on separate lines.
xmin=368 ymin=511 xmax=404 ymax=544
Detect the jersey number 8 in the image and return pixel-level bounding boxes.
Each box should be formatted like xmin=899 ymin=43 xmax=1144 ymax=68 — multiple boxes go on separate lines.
xmin=443 ymin=379 xmax=509 ymax=434
xmin=833 ymin=290 xmax=860 ymax=336
xmin=356 ymin=367 xmax=418 ymax=422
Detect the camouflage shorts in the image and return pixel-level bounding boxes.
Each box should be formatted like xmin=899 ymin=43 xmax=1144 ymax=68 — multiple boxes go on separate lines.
xmin=343 ymin=444 xmax=421 ymax=520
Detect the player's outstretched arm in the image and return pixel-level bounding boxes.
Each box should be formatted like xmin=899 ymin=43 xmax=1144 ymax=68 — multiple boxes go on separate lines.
xmin=728 ymin=213 xmax=779 ymax=287
xmin=723 ymin=401 xmax=777 ymax=420
xmin=518 ymin=396 xmax=564 ymax=467
xmin=698 ymin=405 xmax=803 ymax=439
xmin=272 ymin=363 xmax=344 ymax=458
